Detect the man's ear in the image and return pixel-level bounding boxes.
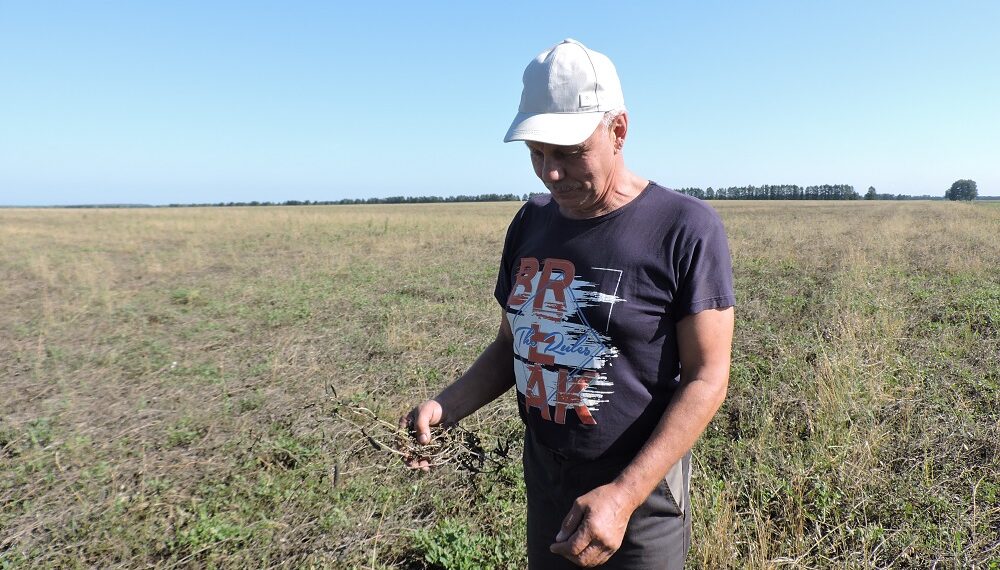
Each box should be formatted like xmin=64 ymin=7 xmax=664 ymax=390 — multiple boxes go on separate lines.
xmin=611 ymin=112 xmax=629 ymax=151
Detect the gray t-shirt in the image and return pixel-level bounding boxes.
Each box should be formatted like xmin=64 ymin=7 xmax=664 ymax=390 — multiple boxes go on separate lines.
xmin=494 ymin=182 xmax=736 ymax=461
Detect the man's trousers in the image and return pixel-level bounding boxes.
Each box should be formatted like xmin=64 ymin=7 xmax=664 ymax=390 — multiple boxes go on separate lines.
xmin=523 ymin=430 xmax=692 ymax=569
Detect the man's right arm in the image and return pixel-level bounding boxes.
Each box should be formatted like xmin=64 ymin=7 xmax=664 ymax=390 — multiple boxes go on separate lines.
xmin=399 ymin=311 xmax=515 ymax=469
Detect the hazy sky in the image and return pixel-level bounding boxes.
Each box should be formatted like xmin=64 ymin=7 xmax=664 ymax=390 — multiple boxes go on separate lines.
xmin=2 ymin=1 xmax=998 ymax=205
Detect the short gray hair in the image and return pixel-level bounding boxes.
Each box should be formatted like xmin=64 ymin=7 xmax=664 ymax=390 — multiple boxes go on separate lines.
xmin=601 ymin=108 xmax=627 ymax=128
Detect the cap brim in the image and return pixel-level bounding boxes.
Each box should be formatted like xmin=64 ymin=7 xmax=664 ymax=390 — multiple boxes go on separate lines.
xmin=503 ymin=111 xmax=604 ymax=145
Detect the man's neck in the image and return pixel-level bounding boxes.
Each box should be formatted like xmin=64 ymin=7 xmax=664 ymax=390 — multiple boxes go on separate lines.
xmin=605 ymin=170 xmax=650 ymax=212
xmin=559 ymin=169 xmax=650 ymax=220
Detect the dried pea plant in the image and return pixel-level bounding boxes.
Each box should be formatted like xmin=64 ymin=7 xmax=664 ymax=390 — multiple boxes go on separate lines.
xmin=329 ymin=398 xmax=514 ymax=476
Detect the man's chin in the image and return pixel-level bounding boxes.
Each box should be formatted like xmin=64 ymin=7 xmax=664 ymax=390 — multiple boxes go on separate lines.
xmin=547 ymin=185 xmax=581 ymax=195
xmin=547 ymin=187 xmax=588 ymax=206
xmin=547 ymin=192 xmax=573 ymax=206
xmin=548 ymin=190 xmax=593 ymax=213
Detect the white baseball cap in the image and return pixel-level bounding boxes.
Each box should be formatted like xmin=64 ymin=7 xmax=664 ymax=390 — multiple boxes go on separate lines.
xmin=504 ymin=38 xmax=625 ymax=146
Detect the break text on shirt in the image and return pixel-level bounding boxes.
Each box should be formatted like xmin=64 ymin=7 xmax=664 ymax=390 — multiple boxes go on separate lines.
xmin=505 ymin=257 xmax=624 ymax=425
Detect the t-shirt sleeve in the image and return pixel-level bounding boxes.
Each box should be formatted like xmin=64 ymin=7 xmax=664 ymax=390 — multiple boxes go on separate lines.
xmin=672 ymin=207 xmax=736 ymax=317
xmin=493 ymin=204 xmax=526 ymax=308
xmin=494 ymin=252 xmax=512 ymax=309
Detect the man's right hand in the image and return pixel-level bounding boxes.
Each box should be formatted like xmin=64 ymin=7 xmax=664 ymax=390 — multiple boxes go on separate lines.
xmin=398 ymin=399 xmax=445 ymax=471
xmin=396 ymin=310 xmax=516 ymax=471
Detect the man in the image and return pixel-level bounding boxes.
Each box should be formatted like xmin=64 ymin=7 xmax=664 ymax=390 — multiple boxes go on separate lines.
xmin=401 ymin=39 xmax=735 ymax=568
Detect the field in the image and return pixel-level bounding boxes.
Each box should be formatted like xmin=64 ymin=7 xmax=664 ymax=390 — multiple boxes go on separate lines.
xmin=1 ymin=200 xmax=998 ymax=568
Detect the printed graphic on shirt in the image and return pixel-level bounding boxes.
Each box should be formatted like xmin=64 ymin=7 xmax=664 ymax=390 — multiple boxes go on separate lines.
xmin=506 ymin=257 xmax=625 ymax=425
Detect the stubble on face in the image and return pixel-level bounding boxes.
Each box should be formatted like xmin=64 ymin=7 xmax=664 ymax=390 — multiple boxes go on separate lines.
xmin=525 ymin=124 xmax=621 ymax=218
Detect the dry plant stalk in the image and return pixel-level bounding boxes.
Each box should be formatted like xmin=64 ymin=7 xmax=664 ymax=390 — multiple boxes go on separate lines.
xmin=330 ymin=400 xmax=513 ymax=475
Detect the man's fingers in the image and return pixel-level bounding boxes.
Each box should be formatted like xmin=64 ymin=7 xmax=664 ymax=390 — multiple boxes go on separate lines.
xmin=555 ymin=501 xmax=584 ymax=542
xmin=399 ymin=401 xmax=444 ymax=473
xmin=549 ymin=538 xmax=573 ymax=557
xmin=550 ymin=528 xmax=588 ymax=557
xmin=550 ymin=509 xmax=590 ymax=557
xmin=577 ymin=543 xmax=611 ymax=567
xmin=552 ymin=534 xmax=615 ymax=567
xmin=398 ymin=411 xmax=413 ymax=431
xmin=400 ymin=402 xmax=439 ymax=445
xmin=413 ymin=405 xmax=434 ymax=445
xmin=567 ymin=528 xmax=591 ymax=556
xmin=405 ymin=457 xmax=431 ymax=470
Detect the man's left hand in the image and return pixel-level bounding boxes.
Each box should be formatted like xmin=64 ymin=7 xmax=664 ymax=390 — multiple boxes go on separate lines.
xmin=549 ymin=482 xmax=636 ymax=567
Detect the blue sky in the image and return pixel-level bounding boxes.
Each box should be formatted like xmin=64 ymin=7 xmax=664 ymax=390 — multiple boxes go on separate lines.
xmin=1 ymin=1 xmax=998 ymax=205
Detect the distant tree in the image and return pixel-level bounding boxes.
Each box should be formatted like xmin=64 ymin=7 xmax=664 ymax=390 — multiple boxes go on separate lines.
xmin=946 ymin=179 xmax=978 ymax=201
xmin=865 ymin=186 xmax=877 ymax=200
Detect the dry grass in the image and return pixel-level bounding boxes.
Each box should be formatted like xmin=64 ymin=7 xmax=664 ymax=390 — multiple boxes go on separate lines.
xmin=1 ymin=200 xmax=998 ymax=568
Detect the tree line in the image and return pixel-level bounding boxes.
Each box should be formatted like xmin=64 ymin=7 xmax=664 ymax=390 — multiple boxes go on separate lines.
xmin=165 ymin=193 xmax=525 ymax=207
xmin=675 ymin=182 xmax=986 ymax=201
xmin=676 ymin=184 xmax=862 ymax=200
xmin=44 ymin=180 xmax=984 ymax=208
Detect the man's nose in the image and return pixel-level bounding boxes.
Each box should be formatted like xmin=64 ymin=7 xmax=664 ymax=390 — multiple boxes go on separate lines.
xmin=542 ymin=156 xmax=563 ymax=182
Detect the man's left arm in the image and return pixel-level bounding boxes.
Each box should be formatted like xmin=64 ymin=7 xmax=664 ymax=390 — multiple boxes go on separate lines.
xmin=550 ymin=306 xmax=735 ymax=567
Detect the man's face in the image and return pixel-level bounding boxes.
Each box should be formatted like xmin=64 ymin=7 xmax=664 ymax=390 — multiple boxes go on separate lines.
xmin=524 ymin=122 xmax=618 ymax=214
